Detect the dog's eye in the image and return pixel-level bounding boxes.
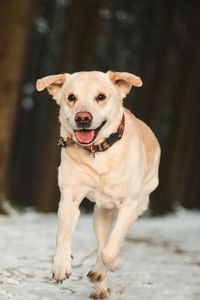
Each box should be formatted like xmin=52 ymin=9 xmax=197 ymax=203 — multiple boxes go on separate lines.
xmin=68 ymin=94 xmax=77 ymax=102
xmin=96 ymin=93 xmax=106 ymax=102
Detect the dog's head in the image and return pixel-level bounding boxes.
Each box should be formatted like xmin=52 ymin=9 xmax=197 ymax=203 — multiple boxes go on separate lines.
xmin=36 ymin=71 xmax=142 ymax=145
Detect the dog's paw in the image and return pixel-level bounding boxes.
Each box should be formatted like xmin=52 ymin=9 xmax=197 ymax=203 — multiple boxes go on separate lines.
xmin=52 ymin=256 xmax=72 ymax=283
xmin=90 ymin=288 xmax=108 ymax=299
xmin=87 ymin=264 xmax=107 ymax=283
xmin=103 ymin=256 xmax=122 ymax=272
xmin=101 ymin=249 xmax=122 ymax=272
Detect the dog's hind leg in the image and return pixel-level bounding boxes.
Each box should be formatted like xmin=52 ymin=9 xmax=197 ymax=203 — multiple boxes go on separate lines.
xmin=102 ymin=197 xmax=149 ymax=272
xmin=88 ymin=206 xmax=115 ymax=299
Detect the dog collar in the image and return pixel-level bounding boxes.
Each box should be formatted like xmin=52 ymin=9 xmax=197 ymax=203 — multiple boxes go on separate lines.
xmin=58 ymin=114 xmax=125 ymax=157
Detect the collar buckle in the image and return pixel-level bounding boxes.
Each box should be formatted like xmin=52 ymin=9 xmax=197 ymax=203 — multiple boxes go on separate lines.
xmin=88 ymin=145 xmax=95 ymax=158
xmin=58 ymin=137 xmax=67 ymax=147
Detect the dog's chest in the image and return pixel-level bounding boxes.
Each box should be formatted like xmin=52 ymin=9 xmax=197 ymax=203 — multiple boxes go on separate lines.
xmin=86 ymin=170 xmax=128 ymax=209
xmin=66 ymin=146 xmax=130 ymax=208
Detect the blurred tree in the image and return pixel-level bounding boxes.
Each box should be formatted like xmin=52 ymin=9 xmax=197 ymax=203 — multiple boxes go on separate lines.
xmin=62 ymin=0 xmax=102 ymax=72
xmin=0 ymin=0 xmax=34 ymax=213
xmin=8 ymin=0 xmax=71 ymax=212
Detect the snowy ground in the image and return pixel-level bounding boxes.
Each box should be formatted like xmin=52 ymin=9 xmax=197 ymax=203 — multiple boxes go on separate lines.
xmin=0 ymin=209 xmax=199 ymax=300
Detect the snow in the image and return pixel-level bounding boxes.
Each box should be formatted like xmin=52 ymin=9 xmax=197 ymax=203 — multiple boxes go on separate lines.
xmin=0 ymin=209 xmax=200 ymax=300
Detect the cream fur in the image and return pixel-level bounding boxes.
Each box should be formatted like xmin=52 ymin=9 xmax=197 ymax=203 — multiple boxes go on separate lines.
xmin=36 ymin=71 xmax=160 ymax=299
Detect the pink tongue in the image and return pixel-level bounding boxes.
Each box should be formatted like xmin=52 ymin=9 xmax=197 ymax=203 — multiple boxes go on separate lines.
xmin=75 ymin=130 xmax=95 ymax=144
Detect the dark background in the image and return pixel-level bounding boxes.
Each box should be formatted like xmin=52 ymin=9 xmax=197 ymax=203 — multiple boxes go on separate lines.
xmin=0 ymin=0 xmax=199 ymax=215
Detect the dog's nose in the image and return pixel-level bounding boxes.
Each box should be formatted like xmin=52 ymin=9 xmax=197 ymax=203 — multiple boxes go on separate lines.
xmin=75 ymin=111 xmax=93 ymax=127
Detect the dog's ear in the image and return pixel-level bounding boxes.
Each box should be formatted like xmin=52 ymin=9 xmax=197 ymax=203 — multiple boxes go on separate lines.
xmin=36 ymin=74 xmax=67 ymax=104
xmin=107 ymin=71 xmax=143 ymax=98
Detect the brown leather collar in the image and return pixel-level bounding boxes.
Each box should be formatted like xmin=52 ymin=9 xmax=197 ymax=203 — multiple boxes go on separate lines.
xmin=58 ymin=114 xmax=125 ymax=157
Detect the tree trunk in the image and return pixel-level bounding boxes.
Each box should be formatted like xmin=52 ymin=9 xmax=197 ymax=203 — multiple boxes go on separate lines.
xmin=0 ymin=0 xmax=34 ymax=213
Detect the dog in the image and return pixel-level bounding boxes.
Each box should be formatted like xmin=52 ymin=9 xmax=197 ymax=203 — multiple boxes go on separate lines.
xmin=36 ymin=71 xmax=160 ymax=299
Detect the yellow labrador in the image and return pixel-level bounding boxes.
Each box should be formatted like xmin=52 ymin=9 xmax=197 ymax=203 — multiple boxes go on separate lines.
xmin=36 ymin=71 xmax=160 ymax=299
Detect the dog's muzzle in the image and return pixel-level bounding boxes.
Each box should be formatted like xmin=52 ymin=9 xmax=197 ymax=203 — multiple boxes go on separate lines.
xmin=74 ymin=120 xmax=107 ymax=145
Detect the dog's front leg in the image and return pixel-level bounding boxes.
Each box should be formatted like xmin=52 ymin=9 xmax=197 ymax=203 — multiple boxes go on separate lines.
xmin=102 ymin=198 xmax=148 ymax=271
xmin=52 ymin=191 xmax=80 ymax=282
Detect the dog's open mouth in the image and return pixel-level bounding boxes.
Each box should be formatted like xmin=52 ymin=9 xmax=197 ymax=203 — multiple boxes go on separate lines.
xmin=74 ymin=120 xmax=106 ymax=145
